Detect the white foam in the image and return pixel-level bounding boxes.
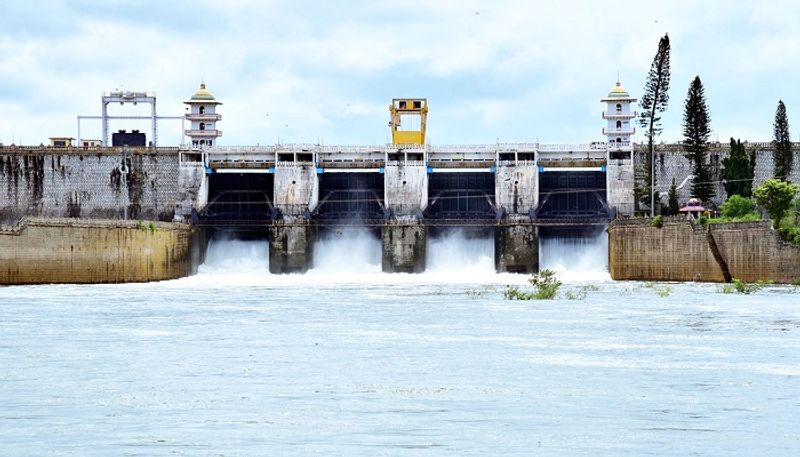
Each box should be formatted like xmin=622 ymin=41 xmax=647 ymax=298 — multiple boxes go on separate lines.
xmin=539 ymin=231 xmax=611 ymax=282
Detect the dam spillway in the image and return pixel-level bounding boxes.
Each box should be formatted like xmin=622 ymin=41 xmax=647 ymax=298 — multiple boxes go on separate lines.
xmin=189 ymin=142 xmax=622 ymax=274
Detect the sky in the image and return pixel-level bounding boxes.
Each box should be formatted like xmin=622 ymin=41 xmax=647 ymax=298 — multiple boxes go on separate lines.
xmin=1 ymin=0 xmax=799 ymax=147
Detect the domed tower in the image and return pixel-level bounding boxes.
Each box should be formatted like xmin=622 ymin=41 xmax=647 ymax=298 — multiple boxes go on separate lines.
xmin=601 ymin=80 xmax=637 ymax=150
xmin=184 ymin=83 xmax=222 ymax=147
xmin=602 ymin=79 xmax=637 ymax=217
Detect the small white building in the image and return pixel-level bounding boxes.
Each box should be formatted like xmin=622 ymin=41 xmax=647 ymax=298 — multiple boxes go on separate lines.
xmin=80 ymin=139 xmax=103 ymax=149
xmin=601 ymin=80 xmax=637 ymax=151
xmin=184 ymin=83 xmax=222 ymax=148
xmin=49 ymin=137 xmax=75 ymax=148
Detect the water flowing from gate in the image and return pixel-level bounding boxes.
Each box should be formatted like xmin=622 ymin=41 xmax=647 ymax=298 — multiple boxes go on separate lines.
xmin=195 ymin=227 xmax=610 ymax=283
xmin=539 ymin=230 xmax=609 ymax=281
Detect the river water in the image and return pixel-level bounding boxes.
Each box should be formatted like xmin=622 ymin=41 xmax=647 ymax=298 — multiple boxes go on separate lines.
xmin=1 ymin=232 xmax=799 ymax=455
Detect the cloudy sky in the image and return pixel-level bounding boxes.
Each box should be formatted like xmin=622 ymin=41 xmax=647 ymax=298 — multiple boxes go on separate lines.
xmin=1 ymin=0 xmax=798 ymax=146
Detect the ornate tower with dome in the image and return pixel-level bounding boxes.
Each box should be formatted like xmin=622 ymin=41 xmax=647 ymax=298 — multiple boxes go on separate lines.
xmin=184 ymin=82 xmax=222 ymax=147
xmin=603 ymin=79 xmax=637 ymax=216
xmin=601 ymin=80 xmax=637 ymax=151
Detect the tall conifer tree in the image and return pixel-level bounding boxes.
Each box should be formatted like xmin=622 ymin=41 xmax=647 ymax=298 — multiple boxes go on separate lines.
xmin=683 ymin=76 xmax=715 ymax=203
xmin=722 ymin=138 xmax=755 ymax=198
xmin=636 ymin=34 xmax=671 ymax=215
xmin=773 ymin=100 xmax=793 ymax=181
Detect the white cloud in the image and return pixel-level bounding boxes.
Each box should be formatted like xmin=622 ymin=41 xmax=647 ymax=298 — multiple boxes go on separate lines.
xmin=1 ymin=0 xmax=799 ymax=146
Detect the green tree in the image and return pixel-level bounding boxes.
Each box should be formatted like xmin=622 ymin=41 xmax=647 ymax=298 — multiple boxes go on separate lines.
xmin=720 ymin=195 xmax=755 ymax=219
xmin=666 ymin=178 xmax=680 ymax=215
xmin=636 ymin=34 xmax=671 ymax=215
xmin=683 ymin=76 xmax=715 ymax=203
xmin=754 ymin=179 xmax=799 ymax=228
xmin=721 ymin=138 xmax=755 ymax=198
xmin=773 ymin=100 xmax=793 ymax=181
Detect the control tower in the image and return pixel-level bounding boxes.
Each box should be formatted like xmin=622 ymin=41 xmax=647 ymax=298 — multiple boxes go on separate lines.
xmin=389 ymin=98 xmax=428 ymax=145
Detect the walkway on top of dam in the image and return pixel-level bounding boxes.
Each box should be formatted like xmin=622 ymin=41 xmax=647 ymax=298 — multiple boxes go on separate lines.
xmin=200 ymin=142 xmax=614 ymax=173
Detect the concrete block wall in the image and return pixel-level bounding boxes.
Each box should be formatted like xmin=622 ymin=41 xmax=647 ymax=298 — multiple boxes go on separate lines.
xmin=606 ymin=161 xmax=635 ymax=215
xmin=640 ymin=143 xmax=800 ymax=206
xmin=0 ymin=218 xmax=203 ymax=284
xmin=384 ymin=163 xmax=427 ymax=217
xmin=496 ymin=163 xmax=538 ymax=215
xmin=0 ymin=149 xmax=180 ymax=222
xmin=175 ymin=162 xmax=208 ymax=222
xmin=273 ymin=163 xmax=319 ymax=216
xmin=608 ymin=218 xmax=800 ymax=283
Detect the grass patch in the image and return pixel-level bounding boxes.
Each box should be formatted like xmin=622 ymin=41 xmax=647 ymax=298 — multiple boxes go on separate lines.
xmin=645 ymin=282 xmax=673 ymax=297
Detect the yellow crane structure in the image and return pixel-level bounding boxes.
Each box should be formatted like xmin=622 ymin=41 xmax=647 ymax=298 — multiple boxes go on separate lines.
xmin=389 ymin=98 xmax=428 ymax=146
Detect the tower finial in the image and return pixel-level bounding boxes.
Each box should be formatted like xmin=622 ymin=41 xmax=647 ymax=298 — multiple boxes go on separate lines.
xmin=617 ymin=71 xmax=620 ymax=85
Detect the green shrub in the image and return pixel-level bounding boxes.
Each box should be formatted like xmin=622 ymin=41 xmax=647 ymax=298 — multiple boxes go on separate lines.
xmin=754 ymin=179 xmax=799 ymax=228
xmin=706 ymin=212 xmax=761 ymax=224
xmin=720 ymin=195 xmax=755 ymax=219
xmin=529 ymin=269 xmax=562 ymax=299
xmin=651 ymin=215 xmax=664 ymax=229
xmin=779 ymin=221 xmax=800 ymax=246
xmin=504 ymin=269 xmax=562 ymax=300
xmin=721 ymin=278 xmax=766 ymax=294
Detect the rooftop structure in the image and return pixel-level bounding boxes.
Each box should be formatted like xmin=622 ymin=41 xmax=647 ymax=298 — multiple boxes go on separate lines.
xmin=601 ymin=80 xmax=637 ymax=152
xmin=184 ymin=83 xmax=222 ymax=148
xmin=77 ymin=90 xmax=183 ymax=148
xmin=389 ymin=98 xmax=428 ymax=146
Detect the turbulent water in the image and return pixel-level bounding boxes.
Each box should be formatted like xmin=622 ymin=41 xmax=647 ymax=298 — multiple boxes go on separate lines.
xmin=1 ymin=232 xmax=799 ymax=455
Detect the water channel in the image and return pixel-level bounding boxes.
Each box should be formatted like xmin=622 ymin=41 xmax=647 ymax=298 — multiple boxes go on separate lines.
xmin=1 ymin=233 xmax=798 ymax=455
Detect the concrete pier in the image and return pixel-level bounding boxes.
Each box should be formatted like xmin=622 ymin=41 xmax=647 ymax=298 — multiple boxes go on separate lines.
xmin=495 ymin=222 xmax=538 ymax=274
xmin=268 ymin=223 xmax=314 ymax=274
xmin=381 ymin=222 xmax=426 ymax=273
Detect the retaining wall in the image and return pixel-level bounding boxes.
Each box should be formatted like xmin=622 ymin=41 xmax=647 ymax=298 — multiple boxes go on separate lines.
xmin=608 ymin=218 xmax=800 ymax=283
xmin=0 ymin=218 xmax=205 ymax=285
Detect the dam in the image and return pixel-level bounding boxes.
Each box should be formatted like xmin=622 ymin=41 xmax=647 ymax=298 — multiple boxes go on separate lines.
xmin=183 ymin=91 xmax=636 ymax=274
xmin=3 ymin=81 xmax=795 ymax=281
xmin=0 ymin=83 xmax=637 ymax=278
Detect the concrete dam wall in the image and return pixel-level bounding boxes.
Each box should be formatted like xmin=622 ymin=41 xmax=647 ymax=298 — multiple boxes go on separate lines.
xmin=0 ymin=218 xmax=205 ymax=285
xmin=608 ymin=219 xmax=800 ymax=284
xmin=0 ymin=148 xmax=185 ymax=222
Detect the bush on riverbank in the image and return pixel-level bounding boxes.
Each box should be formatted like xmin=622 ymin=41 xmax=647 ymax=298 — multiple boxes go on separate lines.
xmin=721 ymin=277 xmax=772 ymax=294
xmin=504 ymin=269 xmax=562 ymax=300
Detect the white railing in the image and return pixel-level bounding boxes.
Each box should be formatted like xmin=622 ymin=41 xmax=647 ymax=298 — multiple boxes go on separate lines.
xmin=602 ymin=128 xmax=635 ymax=136
xmin=538 ymin=143 xmax=602 ymax=152
xmin=212 ymin=145 xmax=276 ymax=153
xmin=602 ymin=111 xmax=637 ymax=118
xmin=185 ymin=113 xmax=222 ymax=121
xmin=185 ymin=129 xmax=222 ymax=136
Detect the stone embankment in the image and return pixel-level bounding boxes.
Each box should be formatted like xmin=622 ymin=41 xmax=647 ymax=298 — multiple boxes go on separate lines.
xmin=608 ymin=219 xmax=800 ymax=284
xmin=0 ymin=218 xmax=205 ymax=285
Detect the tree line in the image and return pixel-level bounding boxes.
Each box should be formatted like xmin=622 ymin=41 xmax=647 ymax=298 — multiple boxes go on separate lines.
xmin=634 ymin=33 xmax=795 ymax=214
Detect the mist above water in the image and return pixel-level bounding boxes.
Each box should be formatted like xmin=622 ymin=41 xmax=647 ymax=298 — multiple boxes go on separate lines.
xmin=426 ymin=230 xmax=494 ymax=275
xmin=194 ymin=227 xmax=609 ymax=284
xmin=310 ymin=229 xmax=381 ymax=274
xmin=199 ymin=236 xmax=269 ymax=275
xmin=539 ymin=230 xmax=609 ymax=282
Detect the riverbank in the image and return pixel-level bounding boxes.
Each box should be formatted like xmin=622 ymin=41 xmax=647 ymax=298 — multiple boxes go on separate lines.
xmin=0 ymin=218 xmax=205 ymax=285
xmin=608 ymin=218 xmax=800 ymax=284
